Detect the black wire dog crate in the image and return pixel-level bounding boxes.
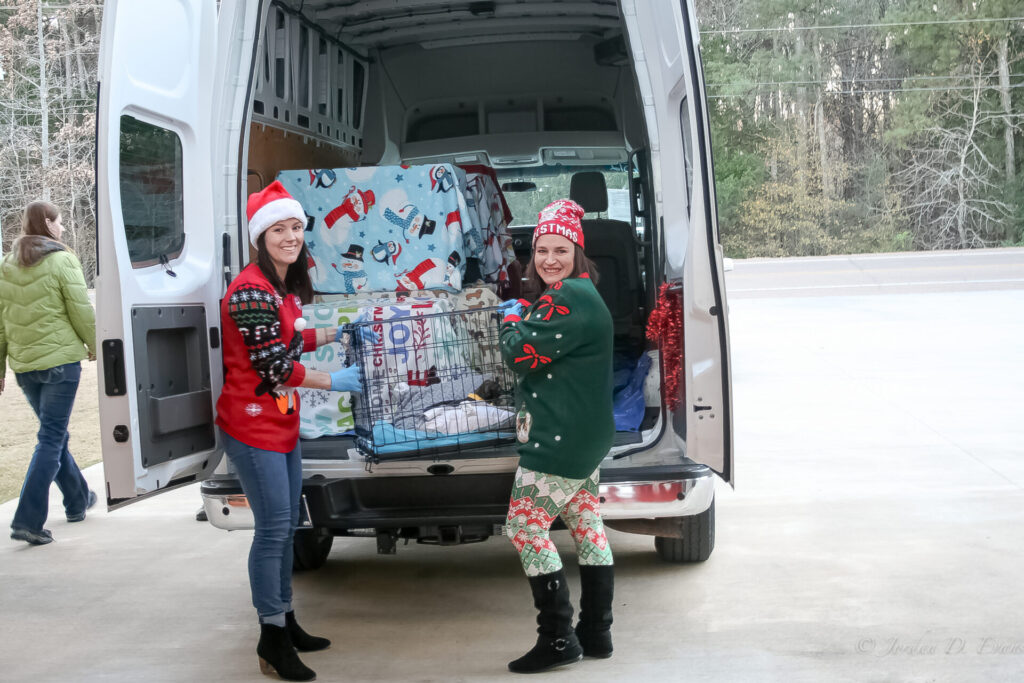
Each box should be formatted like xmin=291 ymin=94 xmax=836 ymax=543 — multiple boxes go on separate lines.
xmin=347 ymin=305 xmax=517 ymax=459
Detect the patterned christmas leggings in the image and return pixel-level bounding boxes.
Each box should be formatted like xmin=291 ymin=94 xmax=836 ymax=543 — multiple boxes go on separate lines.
xmin=506 ymin=465 xmax=614 ymax=577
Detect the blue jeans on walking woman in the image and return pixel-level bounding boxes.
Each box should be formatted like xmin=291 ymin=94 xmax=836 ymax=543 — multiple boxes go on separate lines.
xmin=11 ymin=361 xmax=90 ymax=534
xmin=219 ymin=428 xmax=302 ymax=627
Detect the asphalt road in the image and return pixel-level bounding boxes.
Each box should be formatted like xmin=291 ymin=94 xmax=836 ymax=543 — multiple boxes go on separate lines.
xmin=727 ymin=247 xmax=1024 ymax=297
xmin=2 ymin=248 xmax=1023 ymax=682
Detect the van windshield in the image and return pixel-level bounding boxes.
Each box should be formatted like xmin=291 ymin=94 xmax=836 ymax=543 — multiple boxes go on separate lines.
xmin=496 ymin=164 xmax=630 ymax=227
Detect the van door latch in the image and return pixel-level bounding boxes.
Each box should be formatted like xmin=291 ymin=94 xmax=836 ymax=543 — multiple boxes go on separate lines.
xmin=693 ymin=405 xmax=712 ymax=412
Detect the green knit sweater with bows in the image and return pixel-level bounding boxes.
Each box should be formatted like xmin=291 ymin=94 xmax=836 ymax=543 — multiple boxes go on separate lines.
xmin=499 ymin=275 xmax=614 ymax=479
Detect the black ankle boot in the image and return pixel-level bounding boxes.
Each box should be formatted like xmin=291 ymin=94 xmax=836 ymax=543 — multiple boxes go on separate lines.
xmin=508 ymin=569 xmax=584 ymax=674
xmin=256 ymin=623 xmax=316 ymax=681
xmin=285 ymin=611 xmax=331 ymax=652
xmin=575 ymin=564 xmax=614 ymax=658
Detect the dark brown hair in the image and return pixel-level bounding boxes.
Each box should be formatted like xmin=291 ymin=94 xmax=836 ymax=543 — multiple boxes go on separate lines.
xmin=255 ymin=229 xmax=315 ymax=305
xmin=524 ymin=243 xmax=599 ymax=296
xmin=14 ymin=200 xmax=66 ymax=267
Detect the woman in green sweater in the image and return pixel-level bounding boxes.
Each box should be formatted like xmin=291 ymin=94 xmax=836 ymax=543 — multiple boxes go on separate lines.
xmin=499 ymin=199 xmax=616 ymax=673
xmin=0 ymin=201 xmax=97 ymax=546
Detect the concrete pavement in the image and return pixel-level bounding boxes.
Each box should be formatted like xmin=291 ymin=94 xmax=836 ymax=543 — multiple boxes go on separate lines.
xmin=3 ymin=250 xmax=1024 ymax=682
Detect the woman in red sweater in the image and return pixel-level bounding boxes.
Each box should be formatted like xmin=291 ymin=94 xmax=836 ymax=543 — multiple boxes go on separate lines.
xmin=217 ymin=181 xmax=362 ymax=682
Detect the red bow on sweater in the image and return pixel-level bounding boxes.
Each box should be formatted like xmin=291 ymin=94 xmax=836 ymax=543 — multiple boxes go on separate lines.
xmin=535 ymin=295 xmax=570 ymax=321
xmin=514 ymin=344 xmax=552 ymax=369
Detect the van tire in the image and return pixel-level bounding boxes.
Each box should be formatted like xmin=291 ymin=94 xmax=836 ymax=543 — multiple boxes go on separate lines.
xmin=654 ymin=500 xmax=715 ymax=563
xmin=293 ymin=527 xmax=333 ymax=571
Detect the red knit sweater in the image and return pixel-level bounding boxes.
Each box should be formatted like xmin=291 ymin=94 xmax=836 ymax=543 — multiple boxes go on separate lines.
xmin=215 ymin=264 xmax=317 ymax=452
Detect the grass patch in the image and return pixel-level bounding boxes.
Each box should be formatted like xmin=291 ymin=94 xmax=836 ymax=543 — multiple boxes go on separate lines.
xmin=0 ymin=363 xmax=102 ymax=504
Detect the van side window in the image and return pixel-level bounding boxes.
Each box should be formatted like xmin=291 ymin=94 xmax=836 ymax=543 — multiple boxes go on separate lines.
xmin=679 ymin=97 xmax=694 ymax=212
xmin=118 ymin=115 xmax=185 ymax=267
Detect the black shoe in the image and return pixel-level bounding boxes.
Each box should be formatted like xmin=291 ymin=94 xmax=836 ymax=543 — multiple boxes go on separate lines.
xmin=67 ymin=490 xmax=97 ymax=523
xmin=195 ymin=506 xmax=208 ymax=522
xmin=11 ymin=527 xmax=54 ymax=545
xmin=256 ymin=623 xmax=316 ymax=681
xmin=508 ymin=569 xmax=584 ymax=673
xmin=286 ymin=611 xmax=331 ymax=652
xmin=575 ymin=565 xmax=614 ymax=658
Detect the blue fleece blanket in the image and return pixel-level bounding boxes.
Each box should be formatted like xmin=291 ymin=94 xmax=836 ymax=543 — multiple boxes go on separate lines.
xmin=366 ymin=421 xmax=515 ymax=455
xmin=278 ymin=165 xmax=475 ymax=294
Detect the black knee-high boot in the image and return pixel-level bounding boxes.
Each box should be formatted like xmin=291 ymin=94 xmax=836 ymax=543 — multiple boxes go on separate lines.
xmin=508 ymin=568 xmax=584 ymax=673
xmin=285 ymin=611 xmax=331 ymax=652
xmin=256 ymin=623 xmax=316 ymax=681
xmin=575 ymin=565 xmax=614 ymax=658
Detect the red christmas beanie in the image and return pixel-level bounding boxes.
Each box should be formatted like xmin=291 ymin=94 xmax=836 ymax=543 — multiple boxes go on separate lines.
xmin=533 ymin=198 xmax=585 ymax=249
xmin=246 ymin=180 xmax=307 ymax=247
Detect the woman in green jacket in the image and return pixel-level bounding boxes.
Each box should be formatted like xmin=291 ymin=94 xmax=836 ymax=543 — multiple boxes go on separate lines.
xmin=499 ymin=199 xmax=616 ymax=673
xmin=0 ymin=201 xmax=97 ymax=545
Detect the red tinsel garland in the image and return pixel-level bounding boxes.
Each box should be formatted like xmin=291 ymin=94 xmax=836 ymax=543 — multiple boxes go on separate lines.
xmin=645 ymin=283 xmax=683 ymax=412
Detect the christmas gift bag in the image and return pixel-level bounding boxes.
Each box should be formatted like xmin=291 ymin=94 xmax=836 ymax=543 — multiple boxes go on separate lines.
xmin=296 ymin=301 xmax=366 ymax=439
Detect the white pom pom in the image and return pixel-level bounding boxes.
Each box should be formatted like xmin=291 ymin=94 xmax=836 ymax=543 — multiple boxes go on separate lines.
xmin=293 ymin=317 xmax=307 ymax=332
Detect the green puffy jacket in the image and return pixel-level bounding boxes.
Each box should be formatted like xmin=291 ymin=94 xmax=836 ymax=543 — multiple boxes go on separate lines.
xmin=0 ymin=246 xmax=96 ymax=376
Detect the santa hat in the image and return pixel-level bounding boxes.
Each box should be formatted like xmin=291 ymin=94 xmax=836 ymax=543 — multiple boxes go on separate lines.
xmin=246 ymin=180 xmax=307 ymax=247
xmin=533 ymin=198 xmax=585 ymax=249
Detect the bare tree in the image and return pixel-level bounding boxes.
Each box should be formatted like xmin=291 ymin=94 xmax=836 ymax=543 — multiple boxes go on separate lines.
xmin=892 ymin=40 xmax=1021 ymax=249
xmin=0 ymin=0 xmax=99 ymax=276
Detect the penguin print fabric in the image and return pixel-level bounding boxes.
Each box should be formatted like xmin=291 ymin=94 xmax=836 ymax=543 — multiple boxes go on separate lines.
xmin=278 ymin=165 xmax=477 ymax=294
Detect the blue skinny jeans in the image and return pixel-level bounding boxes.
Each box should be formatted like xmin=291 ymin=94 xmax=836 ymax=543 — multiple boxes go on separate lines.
xmin=11 ymin=362 xmax=90 ymax=533
xmin=219 ymin=428 xmax=302 ymax=626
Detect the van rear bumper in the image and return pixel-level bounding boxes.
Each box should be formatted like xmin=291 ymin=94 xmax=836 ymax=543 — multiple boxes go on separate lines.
xmin=199 ymin=463 xmax=715 ymax=534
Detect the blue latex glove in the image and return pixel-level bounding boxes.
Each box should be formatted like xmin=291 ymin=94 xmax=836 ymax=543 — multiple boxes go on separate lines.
xmin=498 ymin=299 xmax=525 ymax=319
xmin=330 ymin=365 xmax=362 ymax=393
xmin=335 ymin=313 xmax=381 ymax=346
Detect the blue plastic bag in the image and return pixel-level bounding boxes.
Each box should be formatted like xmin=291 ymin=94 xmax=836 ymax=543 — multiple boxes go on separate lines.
xmin=612 ymin=353 xmax=652 ymax=432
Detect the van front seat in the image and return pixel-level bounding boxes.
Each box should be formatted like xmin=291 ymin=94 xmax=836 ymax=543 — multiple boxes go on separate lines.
xmin=569 ymin=171 xmax=644 ymax=343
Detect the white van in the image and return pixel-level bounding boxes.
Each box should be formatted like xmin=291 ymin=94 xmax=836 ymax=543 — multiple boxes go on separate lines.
xmin=95 ymin=0 xmax=733 ymax=569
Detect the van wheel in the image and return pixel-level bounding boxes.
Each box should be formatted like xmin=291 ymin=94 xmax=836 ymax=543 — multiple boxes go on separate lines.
xmin=654 ymin=500 xmax=715 ymax=563
xmin=293 ymin=527 xmax=333 ymax=571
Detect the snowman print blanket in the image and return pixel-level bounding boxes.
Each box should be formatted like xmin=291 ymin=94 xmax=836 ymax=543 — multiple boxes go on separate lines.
xmin=278 ymin=164 xmax=480 ymax=294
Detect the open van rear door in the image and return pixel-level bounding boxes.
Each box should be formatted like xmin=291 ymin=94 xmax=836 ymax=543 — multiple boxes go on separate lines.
xmin=95 ymin=0 xmax=225 ymax=507
xmin=624 ymin=0 xmax=734 ymax=485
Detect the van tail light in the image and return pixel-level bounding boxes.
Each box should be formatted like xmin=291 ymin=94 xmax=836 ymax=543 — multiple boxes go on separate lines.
xmin=599 ymin=482 xmax=685 ymax=504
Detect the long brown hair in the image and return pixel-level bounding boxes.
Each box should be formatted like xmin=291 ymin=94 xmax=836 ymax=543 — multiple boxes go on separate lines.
xmin=255 ymin=230 xmax=315 ymax=305
xmin=13 ymin=200 xmax=66 ymax=267
xmin=524 ymin=243 xmax=599 ymax=296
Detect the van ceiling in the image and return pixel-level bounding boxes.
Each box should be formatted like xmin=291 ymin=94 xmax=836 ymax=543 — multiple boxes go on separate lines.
xmin=286 ymin=0 xmax=622 ymax=50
